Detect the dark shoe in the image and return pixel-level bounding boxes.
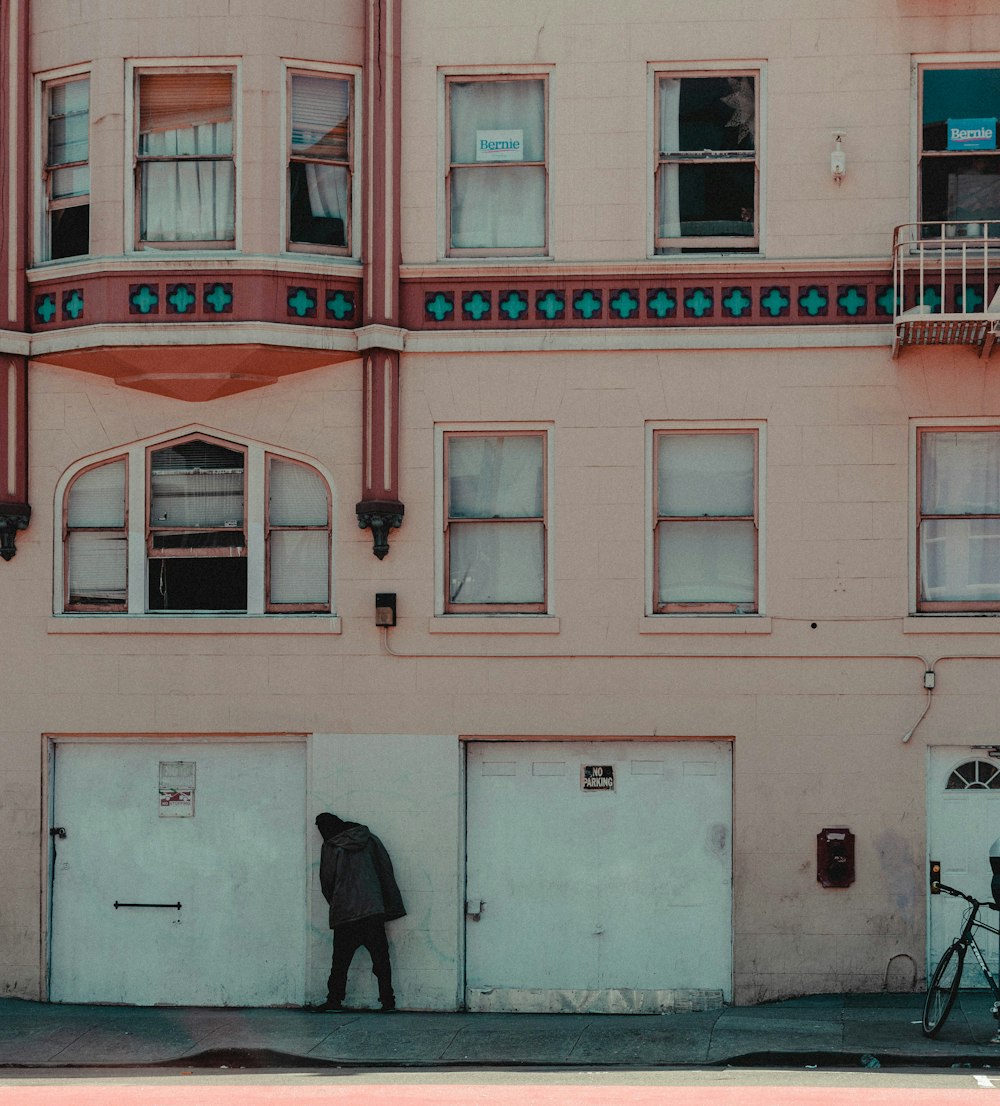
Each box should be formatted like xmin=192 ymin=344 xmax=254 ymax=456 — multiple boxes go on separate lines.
xmin=308 ymin=1000 xmax=343 ymax=1013
xmin=379 ymin=1002 xmax=397 ymax=1012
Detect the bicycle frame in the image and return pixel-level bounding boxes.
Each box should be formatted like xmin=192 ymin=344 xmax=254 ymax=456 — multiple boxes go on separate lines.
xmin=936 ymin=882 xmax=1000 ymax=1001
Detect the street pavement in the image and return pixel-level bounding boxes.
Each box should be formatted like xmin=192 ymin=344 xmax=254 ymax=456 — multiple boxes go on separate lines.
xmin=2 ymin=992 xmax=1000 ymax=1070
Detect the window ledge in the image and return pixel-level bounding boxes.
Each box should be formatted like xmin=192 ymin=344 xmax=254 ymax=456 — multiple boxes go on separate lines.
xmin=639 ymin=615 xmax=772 ymax=634
xmin=48 ymin=614 xmax=342 ymax=635
xmin=428 ymin=615 xmax=560 ymax=634
xmin=903 ymin=615 xmax=1000 ymax=634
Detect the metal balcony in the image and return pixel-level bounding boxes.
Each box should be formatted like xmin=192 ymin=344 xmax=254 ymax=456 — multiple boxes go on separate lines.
xmin=891 ymin=221 xmax=1000 ymax=358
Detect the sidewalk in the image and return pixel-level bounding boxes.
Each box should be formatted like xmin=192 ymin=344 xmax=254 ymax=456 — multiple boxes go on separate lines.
xmin=2 ymin=993 xmax=999 ymax=1070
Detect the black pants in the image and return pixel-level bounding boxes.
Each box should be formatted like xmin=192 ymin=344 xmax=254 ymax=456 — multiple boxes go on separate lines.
xmin=327 ymin=916 xmax=394 ymax=1007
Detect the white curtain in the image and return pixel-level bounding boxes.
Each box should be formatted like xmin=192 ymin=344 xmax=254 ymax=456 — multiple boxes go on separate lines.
xmin=657 ymin=77 xmax=681 ymax=239
xmin=66 ymin=460 xmax=127 ymax=605
xmin=450 ymin=80 xmax=545 ymax=249
xmin=448 ymin=435 xmax=544 ymax=604
xmin=656 ymin=433 xmax=756 ymax=604
xmin=140 ymin=124 xmax=234 ymax=242
xmin=303 ymin=163 xmax=349 ymax=224
xmin=268 ymin=459 xmax=330 ymax=606
xmin=921 ymin=431 xmax=1000 ymax=601
xmin=67 ymin=533 xmax=127 ymax=604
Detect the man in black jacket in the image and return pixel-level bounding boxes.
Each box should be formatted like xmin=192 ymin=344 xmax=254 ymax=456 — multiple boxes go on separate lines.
xmin=313 ymin=812 xmax=405 ymax=1012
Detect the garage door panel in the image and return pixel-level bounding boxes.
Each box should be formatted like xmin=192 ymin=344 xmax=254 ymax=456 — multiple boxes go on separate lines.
xmin=466 ymin=740 xmax=732 ymax=1012
xmin=50 ymin=741 xmax=306 ymax=1007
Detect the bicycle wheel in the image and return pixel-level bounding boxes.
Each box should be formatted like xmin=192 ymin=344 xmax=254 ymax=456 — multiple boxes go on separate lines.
xmin=923 ymin=942 xmax=965 ymax=1037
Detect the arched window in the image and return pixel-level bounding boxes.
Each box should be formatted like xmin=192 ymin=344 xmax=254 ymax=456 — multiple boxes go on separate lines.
xmin=60 ymin=432 xmax=332 ymax=614
xmin=945 ymin=759 xmax=1000 ymax=790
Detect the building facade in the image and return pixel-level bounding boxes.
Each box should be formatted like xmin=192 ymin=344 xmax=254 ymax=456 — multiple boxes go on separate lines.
xmin=2 ymin=0 xmax=1000 ymax=1010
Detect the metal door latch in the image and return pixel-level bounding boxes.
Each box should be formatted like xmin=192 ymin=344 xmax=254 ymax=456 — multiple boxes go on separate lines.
xmin=49 ymin=827 xmax=67 ymax=839
xmin=466 ymin=899 xmax=485 ymax=921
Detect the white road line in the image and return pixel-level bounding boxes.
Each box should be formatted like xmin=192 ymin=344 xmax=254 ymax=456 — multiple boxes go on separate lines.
xmin=975 ymin=1074 xmax=997 ymax=1088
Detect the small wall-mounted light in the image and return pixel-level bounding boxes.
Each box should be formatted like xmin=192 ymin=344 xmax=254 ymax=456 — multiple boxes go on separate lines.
xmin=375 ymin=592 xmax=397 ymax=627
xmin=831 ymin=132 xmax=846 ymax=183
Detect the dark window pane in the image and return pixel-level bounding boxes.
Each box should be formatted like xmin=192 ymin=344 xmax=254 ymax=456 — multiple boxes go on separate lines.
xmin=657 ymin=162 xmax=755 ymax=238
xmin=148 ymin=557 xmax=247 ymax=611
xmin=289 ymin=162 xmax=347 ymax=246
xmin=661 ymin=75 xmax=755 ymax=153
xmin=50 ymin=205 xmax=89 ymax=260
xmin=921 ymin=156 xmax=1000 ymax=222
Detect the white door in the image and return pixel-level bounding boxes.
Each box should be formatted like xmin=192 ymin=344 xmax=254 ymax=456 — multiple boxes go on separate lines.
xmin=927 ymin=747 xmax=1000 ymax=974
xmin=50 ymin=740 xmax=307 ymax=1006
xmin=465 ymin=740 xmax=732 ymax=1012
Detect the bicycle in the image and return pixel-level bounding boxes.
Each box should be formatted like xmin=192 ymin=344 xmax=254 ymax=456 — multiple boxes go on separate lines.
xmin=922 ymin=881 xmax=1000 ymax=1037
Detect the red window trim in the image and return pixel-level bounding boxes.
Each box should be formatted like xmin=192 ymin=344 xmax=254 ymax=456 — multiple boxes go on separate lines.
xmin=443 ymin=429 xmax=548 ymax=614
xmin=652 ymin=427 xmax=759 ymax=614
xmin=916 ymin=424 xmax=1000 ymax=613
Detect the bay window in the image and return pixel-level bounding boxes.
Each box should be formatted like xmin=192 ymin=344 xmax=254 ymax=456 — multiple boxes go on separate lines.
xmin=918 ymin=428 xmax=1000 ymax=611
xmin=444 ymin=431 xmax=547 ymax=612
xmin=446 ymin=76 xmax=547 ymax=255
xmin=136 ymin=70 xmax=235 ymax=247
xmin=654 ymin=71 xmax=759 ymax=254
xmin=654 ymin=430 xmax=759 ymax=613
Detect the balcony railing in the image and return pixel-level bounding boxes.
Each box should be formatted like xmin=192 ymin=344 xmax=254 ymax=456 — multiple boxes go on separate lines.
xmin=892 ymin=221 xmax=1000 ymax=358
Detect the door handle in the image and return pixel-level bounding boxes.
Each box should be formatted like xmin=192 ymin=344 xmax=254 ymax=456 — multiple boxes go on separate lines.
xmin=114 ymin=901 xmax=182 ymax=910
xmin=466 ymin=899 xmax=485 ymax=921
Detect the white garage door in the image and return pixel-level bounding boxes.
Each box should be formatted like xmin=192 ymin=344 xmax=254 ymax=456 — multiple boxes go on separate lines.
xmin=49 ymin=740 xmax=307 ymax=1007
xmin=465 ymin=740 xmax=732 ymax=1013
xmin=927 ymin=746 xmax=1000 ymax=976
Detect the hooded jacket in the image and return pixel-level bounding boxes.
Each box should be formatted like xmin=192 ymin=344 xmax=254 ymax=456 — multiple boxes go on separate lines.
xmin=318 ymin=821 xmax=406 ymax=928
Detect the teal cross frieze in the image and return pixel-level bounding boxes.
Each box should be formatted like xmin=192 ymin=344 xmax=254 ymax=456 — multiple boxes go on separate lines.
xmin=875 ymin=286 xmax=899 ymax=316
xmin=647 ymin=289 xmax=676 ymax=318
xmin=462 ymin=292 xmax=491 ymax=320
xmin=610 ymin=290 xmax=639 ymax=319
xmin=167 ymin=285 xmax=196 ymax=313
xmin=919 ymin=286 xmax=942 ymax=312
xmin=35 ymin=294 xmax=56 ymax=324
xmin=573 ymin=290 xmax=602 ymax=319
xmin=326 ymin=290 xmax=355 ymax=320
xmin=288 ymin=287 xmax=317 ymax=317
xmin=425 ymin=292 xmax=454 ymax=321
xmin=722 ymin=288 xmax=752 ymax=318
xmin=684 ymin=288 xmax=713 ymax=318
xmin=499 ymin=291 xmax=529 ymax=320
xmin=837 ymin=286 xmax=867 ymax=316
xmin=204 ymin=283 xmax=233 ymax=313
xmin=798 ymin=286 xmax=828 ymax=316
xmin=536 ymin=291 xmax=565 ymax=319
xmin=130 ymin=285 xmax=159 ymax=314
xmin=761 ymin=287 xmax=789 ymax=317
xmin=63 ymin=290 xmax=84 ymax=320
xmin=957 ymin=285 xmax=984 ymax=312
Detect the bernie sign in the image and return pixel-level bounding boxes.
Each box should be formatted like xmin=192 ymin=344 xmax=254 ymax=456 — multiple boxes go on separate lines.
xmin=947 ymin=118 xmax=997 ymax=151
xmin=475 ymin=129 xmax=525 ymax=162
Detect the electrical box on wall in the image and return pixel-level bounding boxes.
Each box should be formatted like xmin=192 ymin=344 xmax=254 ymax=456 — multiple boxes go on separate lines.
xmin=817 ymin=827 xmax=855 ymax=888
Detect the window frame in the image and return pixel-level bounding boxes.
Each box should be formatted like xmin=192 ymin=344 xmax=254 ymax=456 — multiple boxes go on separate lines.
xmin=127 ymin=60 xmax=240 ymax=253
xmin=443 ymin=72 xmax=550 ymax=259
xmin=36 ymin=68 xmax=91 ymax=264
xmin=651 ymin=426 xmax=761 ymax=615
xmin=915 ymin=424 xmax=1000 ymax=614
xmin=915 ymin=58 xmax=1000 ymax=230
xmin=440 ymin=427 xmax=550 ymax=615
xmin=63 ymin=455 xmax=129 ymax=613
xmin=283 ymin=63 xmax=360 ymax=258
xmin=56 ymin=430 xmax=333 ymax=616
xmin=651 ymin=65 xmax=762 ymax=256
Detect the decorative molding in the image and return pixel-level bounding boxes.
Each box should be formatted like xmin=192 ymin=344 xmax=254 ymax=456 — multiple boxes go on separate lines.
xmin=401 ymin=270 xmax=898 ymax=331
